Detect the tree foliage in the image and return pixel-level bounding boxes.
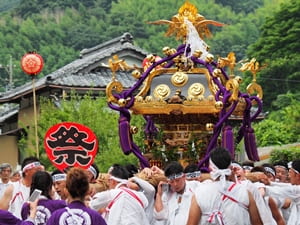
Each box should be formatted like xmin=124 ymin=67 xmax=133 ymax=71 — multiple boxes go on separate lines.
xmin=1 ymin=0 xmax=299 ymax=152
xmin=0 ymin=0 xmax=283 ymax=92
xmin=215 ymin=0 xmax=263 ymax=14
xmin=247 ymin=0 xmax=300 ymax=110
xmin=19 ymin=94 xmax=145 ymax=172
xmin=253 ymin=97 xmax=300 ymax=146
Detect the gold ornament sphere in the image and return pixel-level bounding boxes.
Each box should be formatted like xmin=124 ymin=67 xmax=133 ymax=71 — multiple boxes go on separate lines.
xmin=206 ymin=123 xmax=214 ymax=131
xmin=193 ymin=50 xmax=203 ymax=58
xmin=215 ymin=101 xmax=224 ymax=110
xmin=130 ymin=126 xmax=138 ymax=134
xmin=132 ymin=70 xmax=141 ymax=79
xmin=118 ymin=98 xmax=127 ymax=107
xmin=206 ymin=54 xmax=214 ymax=63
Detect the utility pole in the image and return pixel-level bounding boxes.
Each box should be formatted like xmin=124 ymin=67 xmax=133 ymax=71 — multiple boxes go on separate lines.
xmin=0 ymin=55 xmax=15 ymax=91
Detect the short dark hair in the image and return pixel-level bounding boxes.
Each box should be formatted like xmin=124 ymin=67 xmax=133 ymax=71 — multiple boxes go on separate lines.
xmin=273 ymin=161 xmax=288 ymax=170
xmin=109 ymin=164 xmax=130 ymax=180
xmin=242 ymin=160 xmax=254 ymax=167
xmin=210 ymin=147 xmax=232 ymax=169
xmin=124 ymin=164 xmax=138 ymax=178
xmin=292 ymin=159 xmax=300 ymax=173
xmin=184 ymin=164 xmax=199 ymax=173
xmin=164 ymin=161 xmax=183 ymax=177
xmin=250 ymin=166 xmax=266 ymax=173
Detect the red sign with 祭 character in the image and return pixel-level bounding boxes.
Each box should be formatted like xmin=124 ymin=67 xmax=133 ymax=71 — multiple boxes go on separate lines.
xmin=44 ymin=122 xmax=98 ymax=171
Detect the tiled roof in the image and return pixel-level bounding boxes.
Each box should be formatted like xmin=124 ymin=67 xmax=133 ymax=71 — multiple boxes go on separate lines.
xmin=0 ymin=33 xmax=147 ymax=102
xmin=50 ymin=69 xmax=137 ymax=88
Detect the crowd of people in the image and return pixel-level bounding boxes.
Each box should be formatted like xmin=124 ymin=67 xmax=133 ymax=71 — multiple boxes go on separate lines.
xmin=0 ymin=147 xmax=299 ymax=225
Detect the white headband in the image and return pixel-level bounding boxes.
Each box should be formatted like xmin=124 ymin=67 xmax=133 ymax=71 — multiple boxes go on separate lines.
xmin=264 ymin=167 xmax=276 ymax=177
xmin=185 ymin=171 xmax=201 ymax=179
xmin=242 ymin=165 xmax=253 ymax=171
xmin=209 ymin=159 xmax=232 ymax=189
xmin=52 ymin=174 xmax=66 ymax=182
xmin=231 ymin=163 xmax=242 ymax=169
xmin=110 ymin=175 xmax=128 ymax=184
xmin=88 ymin=166 xmax=97 ymax=179
xmin=22 ymin=162 xmax=41 ymax=172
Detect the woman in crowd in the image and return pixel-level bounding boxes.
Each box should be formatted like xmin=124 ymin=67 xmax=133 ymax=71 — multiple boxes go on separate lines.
xmin=46 ymin=167 xmax=107 ymax=225
xmin=21 ymin=170 xmax=66 ymax=224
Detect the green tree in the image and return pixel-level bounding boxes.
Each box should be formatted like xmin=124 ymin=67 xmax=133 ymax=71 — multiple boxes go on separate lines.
xmin=19 ymin=94 xmax=146 ymax=172
xmin=215 ymin=0 xmax=263 ymax=14
xmin=247 ymin=0 xmax=300 ymax=110
xmin=253 ymin=99 xmax=300 ymax=146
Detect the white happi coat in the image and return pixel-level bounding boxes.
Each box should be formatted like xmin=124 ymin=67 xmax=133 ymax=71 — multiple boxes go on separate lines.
xmin=194 ymin=180 xmax=251 ymax=225
xmin=9 ymin=180 xmax=30 ymax=219
xmin=154 ymin=180 xmax=200 ymax=225
xmin=266 ymin=183 xmax=300 ymax=225
xmin=240 ymin=180 xmax=276 ymax=225
xmin=90 ymin=186 xmax=149 ymax=225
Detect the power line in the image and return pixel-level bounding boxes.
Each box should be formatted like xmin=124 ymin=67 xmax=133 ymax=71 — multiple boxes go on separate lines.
xmin=257 ymin=77 xmax=300 ymax=83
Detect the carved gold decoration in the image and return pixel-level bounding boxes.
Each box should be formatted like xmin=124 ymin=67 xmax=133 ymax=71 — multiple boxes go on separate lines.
xmin=247 ymin=82 xmax=263 ymax=99
xmin=225 ymin=76 xmax=241 ymax=102
xmin=147 ymin=1 xmax=224 ymax=41
xmin=153 ymin=84 xmax=171 ymax=100
xmin=106 ymin=80 xmax=123 ymax=103
xmin=136 ymin=68 xmax=214 ymax=98
xmin=188 ymin=83 xmax=205 ymax=100
xmin=171 ymin=71 xmax=188 ymax=87
xmin=108 ymin=55 xmax=132 ymax=80
xmin=239 ymin=58 xmax=265 ymax=100
xmin=217 ymin=52 xmax=236 ymax=77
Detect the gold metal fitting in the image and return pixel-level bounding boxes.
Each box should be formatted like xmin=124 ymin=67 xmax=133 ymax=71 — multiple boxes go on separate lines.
xmin=215 ymin=101 xmax=223 ymax=110
xmin=213 ymin=68 xmax=222 ymax=77
xmin=193 ymin=50 xmax=203 ymax=58
xmin=130 ymin=126 xmax=138 ymax=134
xmin=118 ymin=98 xmax=127 ymax=107
xmin=205 ymin=54 xmax=214 ymax=63
xmin=206 ymin=123 xmax=214 ymax=131
xmin=132 ymin=70 xmax=141 ymax=79
xmin=163 ymin=46 xmax=171 ymax=56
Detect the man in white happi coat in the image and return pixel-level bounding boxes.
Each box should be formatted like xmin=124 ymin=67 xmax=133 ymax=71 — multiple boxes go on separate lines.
xmin=232 ymin=161 xmax=284 ymax=225
xmin=186 ymin=147 xmax=263 ymax=225
xmin=154 ymin=161 xmax=201 ymax=225
xmin=90 ymin=164 xmax=150 ymax=225
xmin=0 ymin=157 xmax=42 ymax=219
xmin=265 ymin=159 xmax=300 ymax=225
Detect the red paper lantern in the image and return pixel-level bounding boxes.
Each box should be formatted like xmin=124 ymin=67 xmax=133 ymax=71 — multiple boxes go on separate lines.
xmin=21 ymin=52 xmax=44 ymax=75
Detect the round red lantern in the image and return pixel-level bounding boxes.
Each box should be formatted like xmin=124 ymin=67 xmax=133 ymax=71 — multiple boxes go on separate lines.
xmin=21 ymin=52 xmax=44 ymax=75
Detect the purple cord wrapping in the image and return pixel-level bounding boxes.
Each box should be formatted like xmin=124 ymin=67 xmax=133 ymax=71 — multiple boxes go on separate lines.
xmin=108 ymin=43 xmax=263 ymax=169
